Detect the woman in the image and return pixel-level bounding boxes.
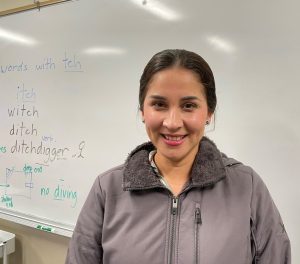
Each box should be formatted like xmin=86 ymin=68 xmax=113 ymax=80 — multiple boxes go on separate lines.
xmin=66 ymin=49 xmax=291 ymax=264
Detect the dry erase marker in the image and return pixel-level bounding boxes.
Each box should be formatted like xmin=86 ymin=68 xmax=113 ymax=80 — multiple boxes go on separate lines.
xmin=36 ymin=224 xmax=55 ymax=233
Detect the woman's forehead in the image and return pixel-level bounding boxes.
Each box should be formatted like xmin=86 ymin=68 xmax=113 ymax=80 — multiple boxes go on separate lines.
xmin=146 ymin=68 xmax=205 ymax=98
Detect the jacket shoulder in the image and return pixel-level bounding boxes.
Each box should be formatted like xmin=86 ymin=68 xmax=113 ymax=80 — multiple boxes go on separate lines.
xmin=221 ymin=155 xmax=267 ymax=193
xmin=97 ymin=164 xmax=125 ymax=195
xmin=222 ymin=154 xmax=254 ymax=179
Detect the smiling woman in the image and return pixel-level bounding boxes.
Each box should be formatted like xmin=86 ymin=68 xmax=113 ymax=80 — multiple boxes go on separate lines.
xmin=66 ymin=49 xmax=291 ymax=264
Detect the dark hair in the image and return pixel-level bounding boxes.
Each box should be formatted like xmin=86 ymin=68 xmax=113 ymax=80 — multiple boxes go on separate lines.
xmin=139 ymin=49 xmax=216 ymax=113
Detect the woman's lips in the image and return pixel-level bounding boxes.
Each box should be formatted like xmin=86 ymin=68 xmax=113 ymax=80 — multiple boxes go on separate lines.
xmin=161 ymin=134 xmax=186 ymax=146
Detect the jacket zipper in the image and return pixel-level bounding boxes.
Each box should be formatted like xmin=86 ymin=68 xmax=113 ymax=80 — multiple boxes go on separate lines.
xmin=194 ymin=206 xmax=202 ymax=264
xmin=168 ymin=196 xmax=178 ymax=264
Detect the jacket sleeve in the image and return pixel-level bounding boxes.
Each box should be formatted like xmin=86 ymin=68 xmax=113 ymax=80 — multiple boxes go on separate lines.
xmin=250 ymin=169 xmax=291 ymax=264
xmin=65 ymin=176 xmax=104 ymax=264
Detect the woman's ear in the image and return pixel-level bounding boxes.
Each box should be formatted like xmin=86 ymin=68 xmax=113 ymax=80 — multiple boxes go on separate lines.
xmin=206 ymin=112 xmax=213 ymax=125
xmin=140 ymin=110 xmax=145 ymax=123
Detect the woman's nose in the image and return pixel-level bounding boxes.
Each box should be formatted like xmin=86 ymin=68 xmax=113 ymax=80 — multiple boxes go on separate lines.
xmin=162 ymin=109 xmax=183 ymax=130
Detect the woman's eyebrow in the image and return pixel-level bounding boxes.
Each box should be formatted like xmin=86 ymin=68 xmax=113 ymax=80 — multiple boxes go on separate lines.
xmin=148 ymin=95 xmax=201 ymax=101
xmin=149 ymin=95 xmax=166 ymax=100
xmin=148 ymin=95 xmax=201 ymax=102
xmin=181 ymin=96 xmax=200 ymax=101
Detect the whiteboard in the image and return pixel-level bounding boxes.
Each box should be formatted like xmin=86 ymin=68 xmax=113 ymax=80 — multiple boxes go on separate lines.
xmin=0 ymin=1 xmax=299 ymax=260
xmin=0 ymin=0 xmax=150 ymax=236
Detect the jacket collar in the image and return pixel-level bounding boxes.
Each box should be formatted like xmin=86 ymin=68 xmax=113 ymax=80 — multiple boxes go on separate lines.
xmin=123 ymin=136 xmax=227 ymax=191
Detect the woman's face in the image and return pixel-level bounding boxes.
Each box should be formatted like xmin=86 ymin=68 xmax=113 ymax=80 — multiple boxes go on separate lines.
xmin=141 ymin=67 xmax=212 ymax=165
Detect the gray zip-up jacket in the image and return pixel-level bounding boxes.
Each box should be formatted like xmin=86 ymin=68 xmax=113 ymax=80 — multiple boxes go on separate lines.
xmin=66 ymin=137 xmax=291 ymax=264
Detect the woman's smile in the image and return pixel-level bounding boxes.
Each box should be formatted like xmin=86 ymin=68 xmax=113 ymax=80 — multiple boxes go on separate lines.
xmin=161 ymin=134 xmax=187 ymax=146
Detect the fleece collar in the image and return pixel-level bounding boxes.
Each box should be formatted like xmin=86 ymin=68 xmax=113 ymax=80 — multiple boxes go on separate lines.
xmin=123 ymin=136 xmax=227 ymax=191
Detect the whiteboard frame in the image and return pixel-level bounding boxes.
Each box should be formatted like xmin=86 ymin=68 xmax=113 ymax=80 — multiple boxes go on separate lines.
xmin=0 ymin=208 xmax=73 ymax=237
xmin=0 ymin=0 xmax=72 ymax=17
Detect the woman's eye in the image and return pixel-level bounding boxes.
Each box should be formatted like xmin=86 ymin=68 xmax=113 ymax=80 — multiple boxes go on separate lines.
xmin=182 ymin=103 xmax=197 ymax=110
xmin=152 ymin=101 xmax=167 ymax=109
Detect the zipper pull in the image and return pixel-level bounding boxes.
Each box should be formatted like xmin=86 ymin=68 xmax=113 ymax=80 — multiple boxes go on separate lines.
xmin=171 ymin=197 xmax=178 ymax=215
xmin=195 ymin=208 xmax=202 ymax=224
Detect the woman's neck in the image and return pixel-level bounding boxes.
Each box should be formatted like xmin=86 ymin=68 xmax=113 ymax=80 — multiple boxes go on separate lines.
xmin=154 ymin=153 xmax=195 ymax=196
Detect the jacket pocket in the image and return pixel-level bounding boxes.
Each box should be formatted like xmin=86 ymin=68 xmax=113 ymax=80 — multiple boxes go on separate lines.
xmin=194 ymin=203 xmax=202 ymax=264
